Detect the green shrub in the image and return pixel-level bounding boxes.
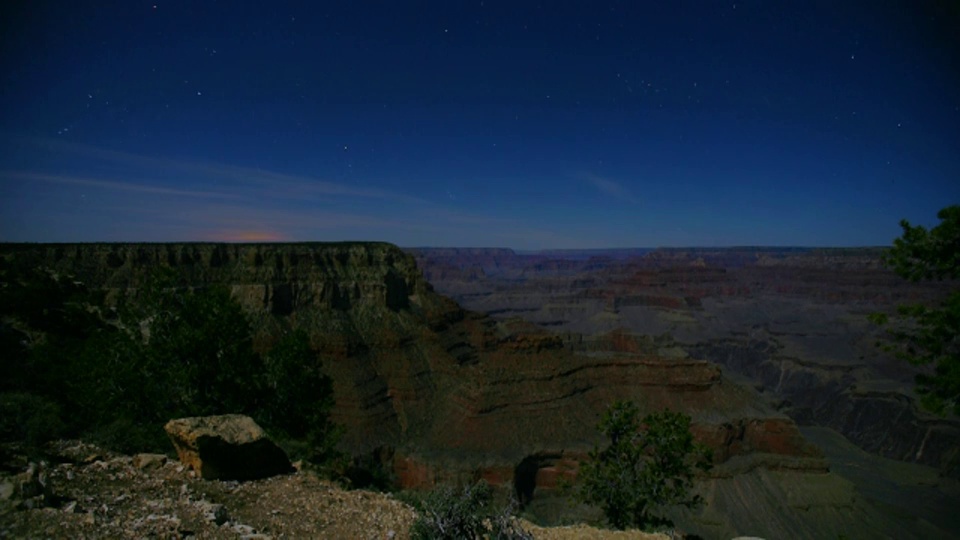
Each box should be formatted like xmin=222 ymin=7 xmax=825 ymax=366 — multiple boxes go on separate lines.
xmin=85 ymin=417 xmax=169 ymax=455
xmin=129 ymin=275 xmax=262 ymax=418
xmin=406 ymin=480 xmax=532 ymax=540
xmin=575 ymin=401 xmax=712 ymax=530
xmin=0 ymin=265 xmax=340 ymax=462
xmin=0 ymin=392 xmax=64 ymax=447
xmin=870 ymin=205 xmax=960 ymax=415
xmin=261 ymin=329 xmax=340 ymax=463
xmin=341 ymin=452 xmax=396 ymax=491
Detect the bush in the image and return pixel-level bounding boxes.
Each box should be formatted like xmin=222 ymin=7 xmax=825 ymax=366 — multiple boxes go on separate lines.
xmin=261 ymin=330 xmax=339 ymax=463
xmin=0 ymin=392 xmax=64 ymax=447
xmin=575 ymin=401 xmax=712 ymax=530
xmin=85 ymin=417 xmax=169 ymax=456
xmin=0 ymin=264 xmax=340 ymax=461
xmin=129 ymin=275 xmax=262 ymax=418
xmin=870 ymin=205 xmax=960 ymax=415
xmin=342 ymin=452 xmax=396 ymax=491
xmin=406 ymin=480 xmax=532 ymax=540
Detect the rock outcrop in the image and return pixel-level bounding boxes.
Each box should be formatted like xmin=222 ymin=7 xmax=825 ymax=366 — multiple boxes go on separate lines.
xmin=164 ymin=415 xmax=292 ymax=481
xmin=0 ymin=441 xmax=418 ymax=539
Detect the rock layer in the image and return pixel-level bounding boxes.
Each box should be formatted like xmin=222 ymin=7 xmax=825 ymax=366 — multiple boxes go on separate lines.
xmin=409 ymin=246 xmax=960 ymax=475
xmin=1 ymin=243 xmax=813 ymax=470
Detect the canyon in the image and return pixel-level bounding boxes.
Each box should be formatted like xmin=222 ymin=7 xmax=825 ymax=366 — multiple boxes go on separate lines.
xmin=408 ymin=247 xmax=959 ymax=472
xmin=410 ymin=246 xmax=960 ymax=535
xmin=2 ymin=242 xmax=958 ymax=539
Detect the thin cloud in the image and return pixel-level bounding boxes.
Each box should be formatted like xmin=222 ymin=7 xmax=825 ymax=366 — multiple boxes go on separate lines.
xmin=2 ymin=171 xmax=241 ymax=200
xmin=2 ymin=136 xmax=591 ymax=248
xmin=583 ymin=173 xmax=638 ymax=203
xmin=126 ymin=198 xmax=435 ymax=243
xmin=19 ymin=136 xmax=427 ymax=204
xmin=183 ymin=203 xmax=416 ymax=231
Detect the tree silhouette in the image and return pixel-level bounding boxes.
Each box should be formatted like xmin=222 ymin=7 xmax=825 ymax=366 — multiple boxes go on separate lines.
xmin=575 ymin=401 xmax=711 ymax=530
xmin=870 ymin=205 xmax=960 ymax=415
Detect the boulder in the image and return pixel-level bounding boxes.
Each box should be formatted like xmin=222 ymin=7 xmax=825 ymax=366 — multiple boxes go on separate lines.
xmin=164 ymin=415 xmax=292 ymax=481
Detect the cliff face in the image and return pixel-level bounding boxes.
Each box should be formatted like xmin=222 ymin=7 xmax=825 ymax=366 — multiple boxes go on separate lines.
xmin=1 ymin=242 xmax=457 ymax=456
xmin=8 ymin=242 xmax=942 ymax=537
xmin=2 ymin=242 xmax=429 ymax=314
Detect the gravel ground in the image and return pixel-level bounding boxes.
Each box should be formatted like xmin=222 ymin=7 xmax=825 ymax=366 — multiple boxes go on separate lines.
xmin=0 ymin=441 xmax=667 ymax=540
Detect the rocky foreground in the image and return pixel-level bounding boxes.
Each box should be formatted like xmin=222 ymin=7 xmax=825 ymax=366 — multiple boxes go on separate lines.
xmin=0 ymin=440 xmax=667 ymax=540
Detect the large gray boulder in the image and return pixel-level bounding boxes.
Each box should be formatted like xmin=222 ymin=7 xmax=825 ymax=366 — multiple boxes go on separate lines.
xmin=164 ymin=414 xmax=293 ymax=480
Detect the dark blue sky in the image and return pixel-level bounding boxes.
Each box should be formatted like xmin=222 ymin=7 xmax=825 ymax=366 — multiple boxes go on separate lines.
xmin=1 ymin=1 xmax=958 ymax=248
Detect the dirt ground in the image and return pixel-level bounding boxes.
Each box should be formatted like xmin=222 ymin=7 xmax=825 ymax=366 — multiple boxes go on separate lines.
xmin=0 ymin=440 xmax=668 ymax=540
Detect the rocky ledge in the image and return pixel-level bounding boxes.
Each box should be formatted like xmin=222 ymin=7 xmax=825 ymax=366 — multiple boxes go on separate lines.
xmin=0 ymin=440 xmax=668 ymax=540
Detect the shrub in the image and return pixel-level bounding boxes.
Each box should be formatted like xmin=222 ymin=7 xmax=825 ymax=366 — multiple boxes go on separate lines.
xmin=129 ymin=276 xmax=262 ymax=418
xmin=261 ymin=329 xmax=339 ymax=463
xmin=869 ymin=205 xmax=960 ymax=415
xmin=406 ymin=480 xmax=532 ymax=540
xmin=341 ymin=452 xmax=396 ymax=491
xmin=575 ymin=400 xmax=712 ymax=530
xmin=0 ymin=392 xmax=64 ymax=447
xmin=0 ymin=264 xmax=340 ymax=462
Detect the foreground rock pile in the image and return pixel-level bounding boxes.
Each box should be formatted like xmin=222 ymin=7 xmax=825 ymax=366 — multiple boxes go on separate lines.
xmin=0 ymin=440 xmax=670 ymax=540
xmin=0 ymin=439 xmax=412 ymax=539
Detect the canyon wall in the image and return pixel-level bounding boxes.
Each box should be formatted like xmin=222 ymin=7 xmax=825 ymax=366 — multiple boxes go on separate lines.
xmin=3 ymin=243 xmax=815 ymax=469
xmin=0 ymin=242 xmax=819 ymax=473
xmin=409 ymin=246 xmax=960 ymax=477
xmin=5 ymin=242 xmax=955 ymax=538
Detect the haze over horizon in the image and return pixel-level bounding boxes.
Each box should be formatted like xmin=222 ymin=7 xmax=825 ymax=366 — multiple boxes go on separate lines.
xmin=1 ymin=1 xmax=958 ymax=249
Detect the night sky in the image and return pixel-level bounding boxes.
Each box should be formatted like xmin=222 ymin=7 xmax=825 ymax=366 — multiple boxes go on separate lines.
xmin=1 ymin=1 xmax=958 ymax=249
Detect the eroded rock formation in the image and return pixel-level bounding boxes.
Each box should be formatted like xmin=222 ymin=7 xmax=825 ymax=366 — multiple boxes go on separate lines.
xmin=409 ymin=246 xmax=960 ymax=476
xmin=6 ymin=242 xmax=952 ymax=538
xmin=2 ymin=243 xmax=815 ymax=472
